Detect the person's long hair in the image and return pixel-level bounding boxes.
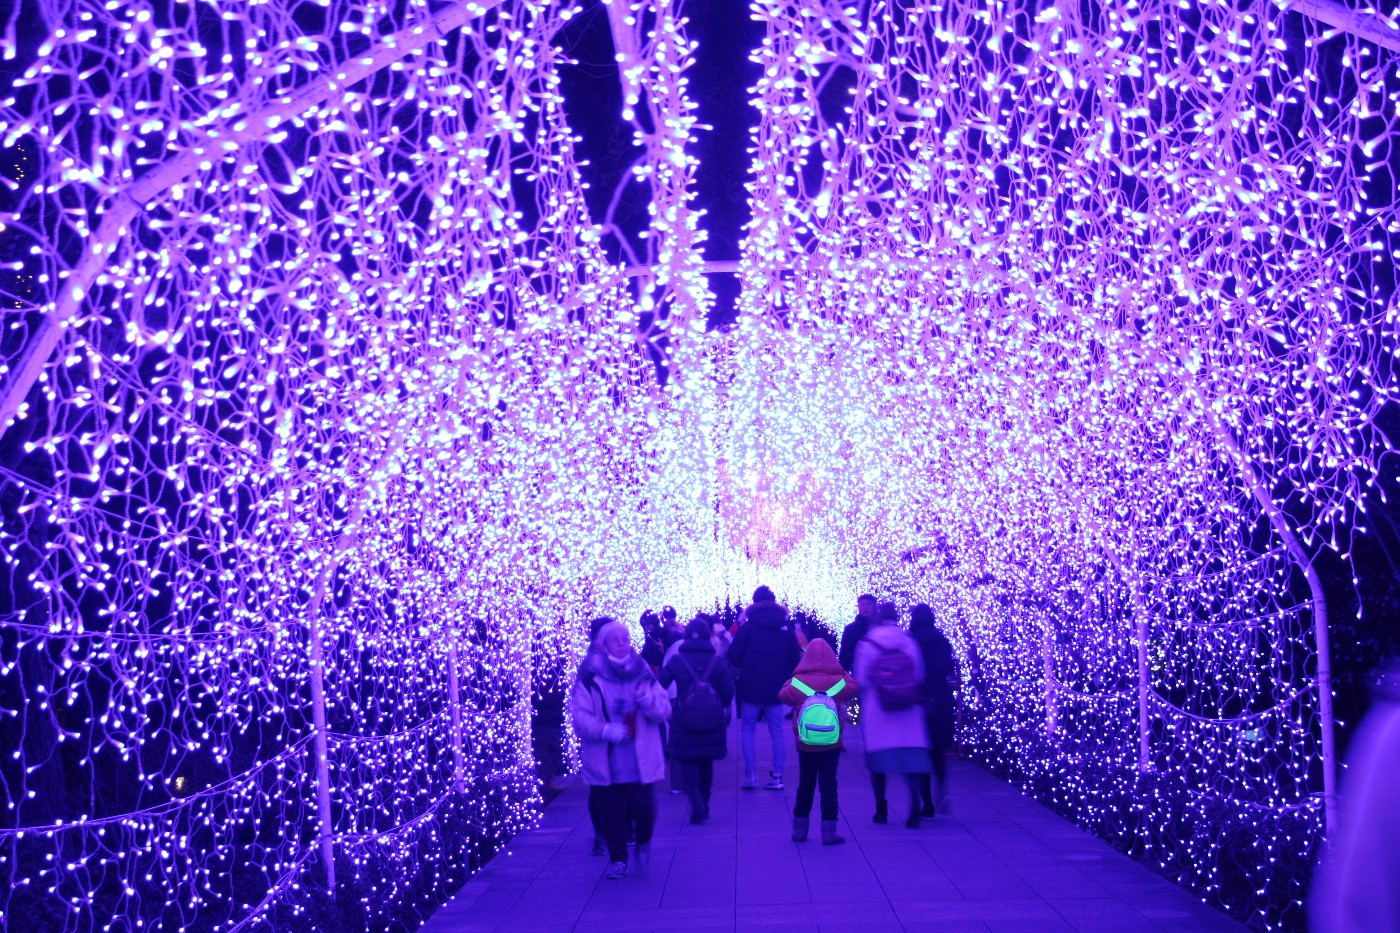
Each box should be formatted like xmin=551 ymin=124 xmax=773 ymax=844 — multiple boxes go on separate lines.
xmin=909 ymin=604 xmax=936 ymax=634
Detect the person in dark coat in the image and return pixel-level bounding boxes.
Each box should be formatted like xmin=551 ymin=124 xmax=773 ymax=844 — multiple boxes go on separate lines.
xmin=571 ymin=622 xmax=672 ymax=880
xmin=726 ymin=585 xmax=802 ymax=789
xmin=660 ymin=605 xmax=684 ymax=648
xmin=909 ymin=603 xmax=955 ymax=816
xmin=660 ymin=616 xmax=736 ymax=823
xmin=838 ymin=593 xmax=878 ymax=674
xmin=639 ymin=610 xmax=666 ymax=676
xmin=838 ymin=593 xmax=877 ymax=724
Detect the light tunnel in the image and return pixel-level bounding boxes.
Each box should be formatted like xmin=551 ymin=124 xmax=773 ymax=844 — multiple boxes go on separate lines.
xmin=0 ymin=0 xmax=1397 ymax=930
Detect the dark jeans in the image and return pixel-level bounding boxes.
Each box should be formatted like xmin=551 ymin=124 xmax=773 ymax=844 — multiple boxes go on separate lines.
xmin=925 ymin=713 xmax=949 ymax=785
xmin=677 ymin=759 xmax=714 ymax=817
xmin=588 ymin=786 xmax=602 ymax=836
xmin=590 ymin=787 xmax=637 ymax=841
xmin=591 ymin=782 xmax=656 ymax=862
xmin=793 ymin=749 xmax=840 ymax=820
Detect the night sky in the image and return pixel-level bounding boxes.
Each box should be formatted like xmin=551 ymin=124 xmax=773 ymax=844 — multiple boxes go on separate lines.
xmin=555 ymin=0 xmax=767 ymax=325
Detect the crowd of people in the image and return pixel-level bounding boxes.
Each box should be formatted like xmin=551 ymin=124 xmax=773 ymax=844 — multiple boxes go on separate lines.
xmin=569 ymin=587 xmax=958 ymax=880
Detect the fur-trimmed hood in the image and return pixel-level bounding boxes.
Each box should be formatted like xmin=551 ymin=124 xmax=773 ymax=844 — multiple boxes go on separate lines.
xmin=744 ymin=600 xmax=789 ymax=630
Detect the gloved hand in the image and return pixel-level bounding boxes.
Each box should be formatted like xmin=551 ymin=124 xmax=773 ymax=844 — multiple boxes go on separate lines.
xmin=601 ymin=722 xmax=628 ymax=743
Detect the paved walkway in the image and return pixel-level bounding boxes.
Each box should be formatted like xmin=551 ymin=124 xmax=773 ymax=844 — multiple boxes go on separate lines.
xmin=422 ymin=718 xmax=1249 ymax=932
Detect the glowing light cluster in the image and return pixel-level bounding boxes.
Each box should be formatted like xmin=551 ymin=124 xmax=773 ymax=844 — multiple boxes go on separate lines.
xmin=0 ymin=0 xmax=1395 ymax=930
xmin=723 ymin=0 xmax=1398 ymax=926
xmin=0 ymin=1 xmax=697 ymax=928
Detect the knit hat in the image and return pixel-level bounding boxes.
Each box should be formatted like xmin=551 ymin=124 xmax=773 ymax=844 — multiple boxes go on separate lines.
xmin=593 ymin=621 xmax=631 ymax=655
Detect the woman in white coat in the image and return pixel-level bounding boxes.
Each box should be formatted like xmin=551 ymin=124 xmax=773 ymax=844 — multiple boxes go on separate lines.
xmin=854 ymin=602 xmax=931 ymax=827
xmin=571 ymin=621 xmax=672 ymax=879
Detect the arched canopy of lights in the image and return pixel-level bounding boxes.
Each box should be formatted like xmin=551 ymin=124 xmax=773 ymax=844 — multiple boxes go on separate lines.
xmin=0 ymin=0 xmax=1396 ymax=930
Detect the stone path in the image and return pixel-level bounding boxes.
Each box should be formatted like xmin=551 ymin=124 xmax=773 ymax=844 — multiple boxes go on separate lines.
xmin=421 ymin=718 xmax=1249 ymax=932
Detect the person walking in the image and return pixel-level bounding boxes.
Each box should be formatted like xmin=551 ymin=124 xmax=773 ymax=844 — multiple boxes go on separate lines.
xmin=838 ymin=593 xmax=878 ymax=724
xmin=838 ymin=593 xmax=878 ymax=673
xmin=661 ymin=615 xmax=735 ymax=823
xmin=726 ymin=585 xmax=802 ymax=790
xmin=639 ymin=610 xmax=666 ymax=677
xmin=657 ymin=618 xmax=689 ymax=796
xmin=854 ymin=601 xmax=931 ymax=827
xmin=779 ymin=638 xmax=859 ymax=845
xmin=582 ymin=616 xmax=614 ymax=856
xmin=571 ymin=621 xmax=672 ymax=879
xmin=909 ymin=603 xmax=955 ymax=816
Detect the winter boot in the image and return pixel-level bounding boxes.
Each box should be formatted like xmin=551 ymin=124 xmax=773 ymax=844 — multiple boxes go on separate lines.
xmin=907 ymin=786 xmax=924 ymax=827
xmin=872 ymin=773 xmax=889 ymax=823
xmin=791 ymin=816 xmax=810 ymax=842
xmin=821 ymin=820 xmax=845 ymax=845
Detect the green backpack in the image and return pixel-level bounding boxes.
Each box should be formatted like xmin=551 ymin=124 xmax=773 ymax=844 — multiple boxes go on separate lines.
xmin=792 ymin=676 xmax=846 ymax=747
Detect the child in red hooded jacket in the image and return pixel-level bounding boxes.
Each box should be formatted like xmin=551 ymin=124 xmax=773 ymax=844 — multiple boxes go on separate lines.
xmin=778 ymin=638 xmax=859 ymax=844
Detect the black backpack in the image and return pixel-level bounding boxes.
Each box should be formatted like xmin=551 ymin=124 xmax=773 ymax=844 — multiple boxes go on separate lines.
xmin=677 ymin=653 xmax=727 ymax=732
